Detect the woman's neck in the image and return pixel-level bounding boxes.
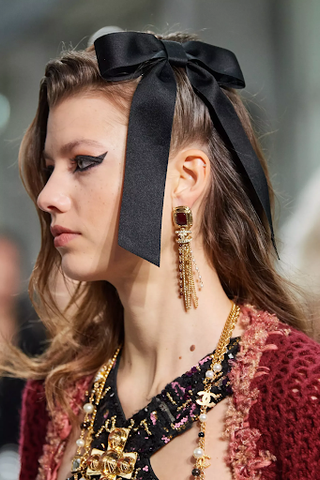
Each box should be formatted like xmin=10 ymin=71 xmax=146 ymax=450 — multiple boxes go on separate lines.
xmin=112 ymin=247 xmax=241 ymax=410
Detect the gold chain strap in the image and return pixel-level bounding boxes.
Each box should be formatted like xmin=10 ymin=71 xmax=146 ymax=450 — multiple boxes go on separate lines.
xmin=193 ymin=301 xmax=240 ymax=478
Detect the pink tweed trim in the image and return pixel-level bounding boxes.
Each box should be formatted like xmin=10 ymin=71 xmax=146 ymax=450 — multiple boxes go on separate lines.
xmin=36 ymin=376 xmax=92 ymax=480
xmin=225 ymin=305 xmax=285 ymax=479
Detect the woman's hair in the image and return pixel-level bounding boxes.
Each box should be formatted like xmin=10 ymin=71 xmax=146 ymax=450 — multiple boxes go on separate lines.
xmin=1 ymin=32 xmax=310 ymax=417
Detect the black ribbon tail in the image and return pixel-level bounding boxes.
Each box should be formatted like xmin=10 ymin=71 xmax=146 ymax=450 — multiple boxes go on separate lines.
xmin=118 ymin=60 xmax=177 ymax=266
xmin=187 ymin=63 xmax=275 ymax=248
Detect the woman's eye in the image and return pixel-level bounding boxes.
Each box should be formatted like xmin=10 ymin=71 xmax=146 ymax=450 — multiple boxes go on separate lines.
xmin=73 ymin=152 xmax=108 ymax=173
xmin=41 ymin=152 xmax=108 ymax=179
xmin=74 ymin=157 xmax=95 ymax=171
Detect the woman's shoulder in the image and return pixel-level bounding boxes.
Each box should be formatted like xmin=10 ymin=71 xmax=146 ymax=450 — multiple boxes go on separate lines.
xmin=19 ymin=375 xmax=92 ymax=480
xmin=20 ymin=379 xmax=48 ymax=433
xmin=226 ymin=305 xmax=320 ymax=479
xmin=19 ymin=380 xmax=49 ymax=480
xmin=239 ymin=303 xmax=320 ymax=369
xmin=232 ymin=303 xmax=320 ymax=438
xmin=228 ymin=303 xmax=319 ymax=407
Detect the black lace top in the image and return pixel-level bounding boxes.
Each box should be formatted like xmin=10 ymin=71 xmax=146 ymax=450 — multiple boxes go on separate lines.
xmin=82 ymin=337 xmax=240 ymax=480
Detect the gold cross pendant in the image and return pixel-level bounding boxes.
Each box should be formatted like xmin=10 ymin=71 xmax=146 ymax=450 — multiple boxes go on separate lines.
xmin=86 ymin=427 xmax=138 ymax=479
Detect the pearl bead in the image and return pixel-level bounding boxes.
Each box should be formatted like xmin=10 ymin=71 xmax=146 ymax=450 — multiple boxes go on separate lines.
xmin=205 ymin=370 xmax=214 ymax=379
xmin=76 ymin=438 xmax=85 ymax=447
xmin=94 ymin=372 xmax=104 ymax=382
xmin=213 ymin=363 xmax=222 ymax=372
xmin=193 ymin=447 xmax=204 ymax=458
xmin=83 ymin=403 xmax=94 ymax=414
xmin=199 ymin=413 xmax=207 ymax=422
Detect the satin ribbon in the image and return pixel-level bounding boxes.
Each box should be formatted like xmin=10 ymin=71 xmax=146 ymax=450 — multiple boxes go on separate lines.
xmin=94 ymin=32 xmax=275 ymax=266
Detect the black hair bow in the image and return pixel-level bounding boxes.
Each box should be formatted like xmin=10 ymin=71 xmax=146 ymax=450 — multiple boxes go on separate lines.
xmin=94 ymin=32 xmax=275 ymax=266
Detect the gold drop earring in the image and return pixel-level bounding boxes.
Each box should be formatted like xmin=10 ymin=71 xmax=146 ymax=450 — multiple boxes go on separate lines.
xmin=173 ymin=206 xmax=203 ymax=310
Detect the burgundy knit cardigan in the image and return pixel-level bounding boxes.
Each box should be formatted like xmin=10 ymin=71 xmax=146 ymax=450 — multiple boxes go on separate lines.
xmin=19 ymin=306 xmax=320 ymax=479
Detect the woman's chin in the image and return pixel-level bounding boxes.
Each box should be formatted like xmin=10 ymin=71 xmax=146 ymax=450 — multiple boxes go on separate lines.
xmin=60 ymin=257 xmax=104 ymax=282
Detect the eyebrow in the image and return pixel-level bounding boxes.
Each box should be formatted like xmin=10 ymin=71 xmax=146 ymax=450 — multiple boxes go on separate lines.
xmin=42 ymin=139 xmax=106 ymax=160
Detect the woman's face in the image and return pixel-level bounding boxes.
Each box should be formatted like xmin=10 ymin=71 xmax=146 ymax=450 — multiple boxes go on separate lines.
xmin=37 ymin=92 xmax=133 ymax=282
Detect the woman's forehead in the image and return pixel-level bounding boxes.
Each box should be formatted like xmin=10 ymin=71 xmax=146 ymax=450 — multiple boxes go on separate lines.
xmin=44 ymin=94 xmax=127 ymax=156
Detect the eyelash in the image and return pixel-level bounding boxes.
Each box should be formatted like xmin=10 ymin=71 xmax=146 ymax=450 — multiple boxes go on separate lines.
xmin=43 ymin=152 xmax=107 ymax=179
xmin=72 ymin=156 xmax=99 ymax=173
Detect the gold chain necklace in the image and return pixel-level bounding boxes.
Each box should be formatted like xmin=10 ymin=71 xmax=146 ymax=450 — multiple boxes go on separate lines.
xmin=192 ymin=301 xmax=240 ymax=478
xmin=70 ymin=301 xmax=240 ymax=480
xmin=70 ymin=348 xmax=121 ymax=479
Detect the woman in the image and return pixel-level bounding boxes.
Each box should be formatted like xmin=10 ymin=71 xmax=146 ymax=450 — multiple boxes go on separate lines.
xmin=7 ymin=31 xmax=320 ymax=480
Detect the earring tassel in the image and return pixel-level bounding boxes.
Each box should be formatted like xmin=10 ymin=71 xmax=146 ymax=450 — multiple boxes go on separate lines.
xmin=173 ymin=206 xmax=199 ymax=310
xmin=177 ymin=231 xmax=198 ymax=310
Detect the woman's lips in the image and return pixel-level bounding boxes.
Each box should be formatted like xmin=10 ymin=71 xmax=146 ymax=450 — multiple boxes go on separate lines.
xmin=54 ymin=232 xmax=80 ymax=248
xmin=51 ymin=226 xmax=80 ymax=248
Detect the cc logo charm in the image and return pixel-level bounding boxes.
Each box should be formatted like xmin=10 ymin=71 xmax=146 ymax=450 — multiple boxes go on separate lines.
xmin=196 ymin=391 xmax=220 ymax=408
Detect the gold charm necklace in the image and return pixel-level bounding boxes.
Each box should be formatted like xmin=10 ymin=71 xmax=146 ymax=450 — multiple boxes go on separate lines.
xmin=192 ymin=301 xmax=240 ymax=478
xmin=70 ymin=347 xmax=122 ymax=479
xmin=70 ymin=301 xmax=240 ymax=480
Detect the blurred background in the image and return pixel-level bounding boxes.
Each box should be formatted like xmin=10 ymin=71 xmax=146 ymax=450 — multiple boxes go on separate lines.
xmin=0 ymin=0 xmax=319 ymax=476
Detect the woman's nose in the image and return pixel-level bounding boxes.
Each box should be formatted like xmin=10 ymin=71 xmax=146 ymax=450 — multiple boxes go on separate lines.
xmin=37 ymin=175 xmax=72 ymax=214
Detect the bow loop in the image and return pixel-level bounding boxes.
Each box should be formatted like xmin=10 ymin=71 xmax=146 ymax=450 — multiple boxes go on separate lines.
xmin=183 ymin=41 xmax=245 ymax=89
xmin=95 ymin=32 xmax=161 ymax=80
xmin=162 ymin=40 xmax=188 ymax=68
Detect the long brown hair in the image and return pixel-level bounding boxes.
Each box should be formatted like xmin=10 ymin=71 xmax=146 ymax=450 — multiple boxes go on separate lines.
xmin=1 ymin=32 xmax=309 ymax=416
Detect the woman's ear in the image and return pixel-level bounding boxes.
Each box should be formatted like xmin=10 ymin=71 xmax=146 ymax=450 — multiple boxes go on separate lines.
xmin=171 ymin=148 xmax=210 ymax=208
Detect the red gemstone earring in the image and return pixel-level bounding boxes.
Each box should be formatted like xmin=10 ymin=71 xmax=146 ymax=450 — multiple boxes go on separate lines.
xmin=173 ymin=206 xmax=203 ymax=310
